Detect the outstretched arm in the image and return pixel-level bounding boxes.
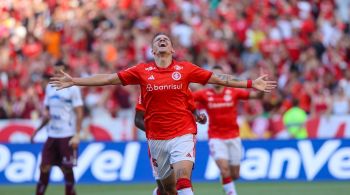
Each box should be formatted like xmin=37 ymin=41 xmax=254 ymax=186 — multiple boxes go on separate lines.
xmin=50 ymin=70 xmax=121 ymax=90
xmin=207 ymin=73 xmax=277 ymax=92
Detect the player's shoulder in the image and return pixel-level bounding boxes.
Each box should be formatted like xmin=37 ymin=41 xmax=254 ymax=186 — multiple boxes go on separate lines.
xmin=228 ymin=87 xmax=248 ymax=95
xmin=130 ymin=61 xmax=156 ymax=72
xmin=176 ymin=60 xmax=197 ymax=67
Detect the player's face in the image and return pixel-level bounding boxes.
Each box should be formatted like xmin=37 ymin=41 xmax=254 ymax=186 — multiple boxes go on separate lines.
xmin=54 ymin=66 xmax=65 ymax=74
xmin=152 ymin=35 xmax=174 ymax=55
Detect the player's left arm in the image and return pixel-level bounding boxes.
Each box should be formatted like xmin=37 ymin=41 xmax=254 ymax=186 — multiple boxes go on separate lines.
xmin=70 ymin=105 xmax=83 ymax=148
xmin=207 ymin=73 xmax=277 ymax=92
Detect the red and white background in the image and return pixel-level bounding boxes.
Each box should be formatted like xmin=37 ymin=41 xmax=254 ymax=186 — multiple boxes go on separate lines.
xmin=1 ymin=115 xmax=349 ymax=143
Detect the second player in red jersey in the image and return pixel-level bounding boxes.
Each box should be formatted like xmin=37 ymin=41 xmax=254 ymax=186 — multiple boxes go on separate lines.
xmin=193 ymin=66 xmax=264 ymax=195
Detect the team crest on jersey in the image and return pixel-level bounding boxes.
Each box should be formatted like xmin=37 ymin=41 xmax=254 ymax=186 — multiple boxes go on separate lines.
xmin=174 ymin=65 xmax=183 ymax=70
xmin=224 ymin=94 xmax=232 ymax=102
xmin=145 ymin=66 xmax=156 ymax=71
xmin=172 ymin=71 xmax=181 ymax=80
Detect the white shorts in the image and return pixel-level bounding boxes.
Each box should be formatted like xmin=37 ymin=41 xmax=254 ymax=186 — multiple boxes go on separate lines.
xmin=148 ymin=134 xmax=196 ymax=180
xmin=208 ymin=137 xmax=242 ymax=166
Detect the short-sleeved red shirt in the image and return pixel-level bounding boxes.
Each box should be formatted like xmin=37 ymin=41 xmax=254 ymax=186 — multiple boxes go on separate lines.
xmin=193 ymin=87 xmax=250 ymax=139
xmin=119 ymin=60 xmax=212 ymax=140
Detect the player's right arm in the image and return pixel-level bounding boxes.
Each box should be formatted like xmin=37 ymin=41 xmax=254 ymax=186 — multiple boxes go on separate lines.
xmin=50 ymin=70 xmax=121 ymax=90
xmin=30 ymin=106 xmax=50 ymax=143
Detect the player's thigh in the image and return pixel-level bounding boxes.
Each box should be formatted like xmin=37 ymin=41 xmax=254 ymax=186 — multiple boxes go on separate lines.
xmin=41 ymin=138 xmax=59 ymax=168
xmin=169 ymin=134 xmax=196 ymax=179
xmin=58 ymin=136 xmax=76 ymax=168
xmin=208 ymin=138 xmax=229 ymax=161
xmin=227 ymin=137 xmax=242 ymax=166
xmin=148 ymin=140 xmax=172 ymax=180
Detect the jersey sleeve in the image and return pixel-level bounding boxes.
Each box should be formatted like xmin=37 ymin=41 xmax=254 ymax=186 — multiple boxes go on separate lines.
xmin=234 ymin=88 xmax=250 ymax=100
xmin=117 ymin=64 xmax=141 ymax=86
xmin=135 ymin=95 xmax=146 ymax=112
xmin=192 ymin=90 xmax=206 ymax=109
xmin=187 ymin=63 xmax=213 ymax=85
xmin=187 ymin=92 xmax=196 ymax=112
xmin=71 ymin=86 xmax=84 ymax=107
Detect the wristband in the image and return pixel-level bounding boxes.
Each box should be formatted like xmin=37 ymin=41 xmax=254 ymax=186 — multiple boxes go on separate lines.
xmin=247 ymin=80 xmax=253 ymax=88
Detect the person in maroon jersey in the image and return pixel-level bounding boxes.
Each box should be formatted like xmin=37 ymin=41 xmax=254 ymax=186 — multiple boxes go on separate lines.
xmin=193 ymin=65 xmax=264 ymax=195
xmin=50 ymin=33 xmax=276 ymax=195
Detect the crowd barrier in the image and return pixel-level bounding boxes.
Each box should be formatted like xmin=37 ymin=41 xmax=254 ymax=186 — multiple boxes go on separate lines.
xmin=0 ymin=139 xmax=349 ymax=184
xmin=1 ymin=115 xmax=350 ymax=143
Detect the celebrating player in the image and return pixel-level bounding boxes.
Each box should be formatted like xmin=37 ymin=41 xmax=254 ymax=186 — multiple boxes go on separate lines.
xmin=193 ymin=65 xmax=264 ymax=195
xmin=50 ymin=33 xmax=276 ymax=195
xmin=31 ymin=62 xmax=83 ymax=195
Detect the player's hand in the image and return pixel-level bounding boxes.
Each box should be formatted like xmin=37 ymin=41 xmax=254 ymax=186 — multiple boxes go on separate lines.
xmin=196 ymin=113 xmax=207 ymax=124
xmin=252 ymin=74 xmax=277 ymax=93
xmin=49 ymin=70 xmax=74 ymax=90
xmin=69 ymin=134 xmax=80 ymax=149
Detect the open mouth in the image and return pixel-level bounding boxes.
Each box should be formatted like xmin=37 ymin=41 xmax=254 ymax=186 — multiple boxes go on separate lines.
xmin=159 ymin=43 xmax=166 ymax=47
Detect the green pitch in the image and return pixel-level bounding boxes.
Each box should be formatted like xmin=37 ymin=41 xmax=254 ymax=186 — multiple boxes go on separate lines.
xmin=0 ymin=182 xmax=348 ymax=195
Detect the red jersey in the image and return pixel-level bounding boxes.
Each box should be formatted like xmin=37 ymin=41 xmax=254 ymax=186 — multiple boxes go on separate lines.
xmin=193 ymin=87 xmax=250 ymax=139
xmin=118 ymin=60 xmax=212 ymax=140
xmin=136 ymin=90 xmax=197 ymax=112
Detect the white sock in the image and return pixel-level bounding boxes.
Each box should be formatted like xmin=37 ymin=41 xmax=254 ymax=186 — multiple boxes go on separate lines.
xmin=223 ymin=181 xmax=237 ymax=195
xmin=178 ymin=187 xmax=194 ymax=195
xmin=152 ymin=187 xmax=158 ymax=195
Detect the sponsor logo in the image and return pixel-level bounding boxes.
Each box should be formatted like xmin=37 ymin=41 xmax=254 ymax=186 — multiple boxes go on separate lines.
xmin=174 ymin=65 xmax=183 ymax=70
xmin=172 ymin=72 xmax=181 ymax=80
xmin=146 ymin=84 xmax=183 ymax=92
xmin=208 ymin=102 xmax=234 ymax=108
xmin=208 ymin=97 xmax=214 ymax=102
xmin=148 ymin=75 xmax=155 ymax=80
xmin=0 ymin=142 xmax=141 ymax=183
xmin=186 ymin=153 xmax=192 ymax=158
xmin=224 ymin=95 xmax=232 ymax=102
xmin=145 ymin=67 xmax=156 ymax=71
xmin=152 ymin=158 xmax=158 ymax=167
xmin=205 ymin=140 xmax=350 ymax=181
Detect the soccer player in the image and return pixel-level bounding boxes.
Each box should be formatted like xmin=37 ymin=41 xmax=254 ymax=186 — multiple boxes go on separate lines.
xmin=30 ymin=62 xmax=83 ymax=195
xmin=50 ymin=33 xmax=276 ymax=195
xmin=193 ymin=65 xmax=264 ymax=195
xmin=135 ymin=91 xmax=207 ymax=195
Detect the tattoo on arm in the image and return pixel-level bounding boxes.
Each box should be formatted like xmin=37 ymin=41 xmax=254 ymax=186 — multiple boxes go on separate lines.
xmin=214 ymin=73 xmax=241 ymax=85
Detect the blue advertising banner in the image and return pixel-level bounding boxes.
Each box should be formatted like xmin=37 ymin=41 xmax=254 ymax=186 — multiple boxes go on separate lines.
xmin=0 ymin=139 xmax=349 ymax=184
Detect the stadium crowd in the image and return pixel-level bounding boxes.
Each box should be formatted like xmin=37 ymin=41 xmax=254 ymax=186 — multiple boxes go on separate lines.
xmin=1 ymin=0 xmax=350 ymax=138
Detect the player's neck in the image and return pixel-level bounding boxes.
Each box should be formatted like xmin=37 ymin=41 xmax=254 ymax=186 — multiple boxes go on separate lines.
xmin=154 ymin=55 xmax=172 ymax=68
xmin=213 ymin=86 xmax=224 ymax=93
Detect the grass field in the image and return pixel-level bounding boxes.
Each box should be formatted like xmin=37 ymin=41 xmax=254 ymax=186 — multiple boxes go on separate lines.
xmin=0 ymin=182 xmax=348 ymax=195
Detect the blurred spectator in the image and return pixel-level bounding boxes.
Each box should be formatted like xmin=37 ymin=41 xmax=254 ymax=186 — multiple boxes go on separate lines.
xmin=283 ymin=99 xmax=308 ymax=139
xmin=331 ymin=87 xmax=350 ymax=115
